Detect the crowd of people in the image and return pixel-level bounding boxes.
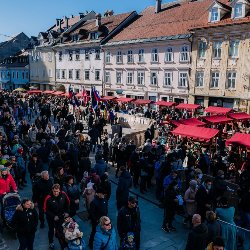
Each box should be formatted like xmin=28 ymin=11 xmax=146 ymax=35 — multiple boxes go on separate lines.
xmin=0 ymin=90 xmax=249 ymax=250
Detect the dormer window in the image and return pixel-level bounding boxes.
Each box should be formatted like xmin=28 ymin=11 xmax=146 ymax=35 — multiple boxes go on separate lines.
xmin=234 ymin=3 xmax=243 ymax=18
xmin=211 ymin=7 xmax=219 ymax=22
xmin=90 ymin=32 xmax=99 ymax=40
xmin=72 ymin=35 xmax=79 ymax=42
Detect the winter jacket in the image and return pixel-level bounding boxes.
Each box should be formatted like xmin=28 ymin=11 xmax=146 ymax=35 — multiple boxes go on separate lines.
xmin=28 ymin=160 xmax=43 ymax=179
xmin=89 ymin=196 xmax=108 ymax=224
xmin=94 ymin=159 xmax=108 ymax=177
xmin=44 ymin=191 xmax=70 ymax=219
xmin=0 ymin=174 xmax=17 ymax=196
xmin=63 ymin=183 xmax=80 ymax=215
xmin=184 ymin=187 xmax=197 ymax=216
xmin=206 ymin=220 xmax=221 ymax=244
xmin=12 ymin=203 xmax=38 ymax=235
xmin=28 ymin=127 xmax=38 ymax=142
xmin=93 ymin=225 xmax=118 ymax=250
xmin=185 ymin=223 xmax=208 ymax=250
xmin=33 ymin=178 xmax=53 ymax=205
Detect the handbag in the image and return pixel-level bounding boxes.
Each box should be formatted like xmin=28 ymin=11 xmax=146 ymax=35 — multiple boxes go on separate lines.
xmin=101 ymin=235 xmax=111 ymax=250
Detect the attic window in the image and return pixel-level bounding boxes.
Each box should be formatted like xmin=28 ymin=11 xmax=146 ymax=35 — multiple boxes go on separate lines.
xmin=72 ymin=35 xmax=79 ymax=42
xmin=211 ymin=7 xmax=219 ymax=22
xmin=90 ymin=32 xmax=99 ymax=40
xmin=234 ymin=3 xmax=243 ymax=18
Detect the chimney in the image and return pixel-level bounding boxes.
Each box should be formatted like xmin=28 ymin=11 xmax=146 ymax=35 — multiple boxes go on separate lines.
xmin=104 ymin=10 xmax=109 ymax=17
xmin=155 ymin=0 xmax=162 ymax=13
xmin=56 ymin=18 xmax=61 ymax=26
xmin=65 ymin=17 xmax=69 ymax=29
xmin=95 ymin=13 xmax=101 ymax=27
xmin=79 ymin=12 xmax=85 ymax=19
xmin=108 ymin=10 xmax=114 ymax=16
xmin=71 ymin=14 xmax=74 ymax=18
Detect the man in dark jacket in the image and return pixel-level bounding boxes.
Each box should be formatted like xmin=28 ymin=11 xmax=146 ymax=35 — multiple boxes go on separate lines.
xmin=185 ymin=214 xmax=208 ymax=250
xmin=28 ymin=153 xmax=43 ymax=180
xmin=116 ymin=166 xmax=132 ymax=210
xmin=213 ymin=170 xmax=227 ymax=203
xmin=94 ymin=154 xmax=108 ymax=177
xmin=33 ymin=170 xmax=53 ymax=228
xmin=44 ymin=184 xmax=70 ymax=250
xmin=36 ymin=139 xmax=50 ymax=171
xmin=117 ymin=196 xmax=141 ymax=250
xmin=88 ymin=187 xmax=108 ymax=249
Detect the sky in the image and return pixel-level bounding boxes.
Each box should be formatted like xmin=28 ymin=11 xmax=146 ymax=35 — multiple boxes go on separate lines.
xmin=0 ymin=0 xmax=164 ymax=42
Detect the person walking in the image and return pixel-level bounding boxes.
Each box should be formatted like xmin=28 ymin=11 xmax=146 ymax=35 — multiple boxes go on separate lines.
xmin=93 ymin=216 xmax=118 ymax=250
xmin=117 ymin=196 xmax=141 ymax=250
xmin=12 ymin=198 xmax=38 ymax=250
xmin=44 ymin=184 xmax=70 ymax=250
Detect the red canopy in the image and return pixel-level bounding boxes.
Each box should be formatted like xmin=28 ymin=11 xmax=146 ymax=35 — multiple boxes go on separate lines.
xmin=155 ymin=101 xmax=175 ymax=107
xmin=100 ymin=96 xmax=117 ymax=101
xmin=171 ymin=118 xmax=205 ymax=127
xmin=172 ymin=124 xmax=219 ymax=141
xmin=133 ymin=99 xmax=152 ymax=105
xmin=203 ymin=115 xmax=232 ymax=124
xmin=226 ymin=132 xmax=250 ymax=149
xmin=51 ymin=91 xmax=64 ymax=96
xmin=205 ymin=106 xmax=233 ymax=114
xmin=175 ymin=103 xmax=200 ymax=110
xmin=228 ymin=112 xmax=250 ymax=121
xmin=43 ymin=90 xmax=55 ymax=94
xmin=27 ymin=90 xmax=42 ymax=94
xmin=116 ymin=97 xmax=134 ymax=103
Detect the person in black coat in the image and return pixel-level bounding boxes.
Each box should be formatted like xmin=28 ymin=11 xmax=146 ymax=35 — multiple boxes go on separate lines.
xmin=88 ymin=187 xmax=108 ymax=249
xmin=117 ymin=196 xmax=141 ymax=250
xmin=116 ymin=167 xmax=132 ymax=210
xmin=100 ymin=172 xmax=111 ymax=201
xmin=12 ymin=198 xmax=38 ymax=250
xmin=28 ymin=153 xmax=43 ymax=180
xmin=32 ymin=170 xmax=53 ymax=228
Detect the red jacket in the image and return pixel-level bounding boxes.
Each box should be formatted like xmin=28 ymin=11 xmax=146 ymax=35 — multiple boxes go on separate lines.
xmin=0 ymin=174 xmax=17 ymax=196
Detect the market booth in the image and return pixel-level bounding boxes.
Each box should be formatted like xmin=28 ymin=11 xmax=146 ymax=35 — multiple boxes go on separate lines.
xmin=132 ymin=99 xmax=152 ymax=105
xmin=155 ymin=101 xmax=176 ymax=107
xmin=171 ymin=118 xmax=206 ymax=127
xmin=228 ymin=112 xmax=250 ymax=121
xmin=175 ymin=103 xmax=200 ymax=110
xmin=203 ymin=115 xmax=233 ymax=124
xmin=100 ymin=96 xmax=117 ymax=102
xmin=204 ymin=106 xmax=233 ymax=115
xmin=226 ymin=133 xmax=250 ymax=149
xmin=27 ymin=90 xmax=42 ymax=95
xmin=116 ymin=97 xmax=134 ymax=103
xmin=43 ymin=90 xmax=55 ymax=95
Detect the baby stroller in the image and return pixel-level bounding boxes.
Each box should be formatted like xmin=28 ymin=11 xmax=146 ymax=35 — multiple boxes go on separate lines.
xmin=1 ymin=192 xmax=21 ymax=230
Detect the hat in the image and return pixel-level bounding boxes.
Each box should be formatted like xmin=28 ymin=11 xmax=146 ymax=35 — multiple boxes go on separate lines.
xmin=128 ymin=196 xmax=137 ymax=204
xmin=0 ymin=166 xmax=8 ymax=171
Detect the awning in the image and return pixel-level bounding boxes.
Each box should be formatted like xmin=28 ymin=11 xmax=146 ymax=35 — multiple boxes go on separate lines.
xmin=180 ymin=118 xmax=206 ymax=127
xmin=51 ymin=91 xmax=64 ymax=96
xmin=116 ymin=97 xmax=134 ymax=103
xmin=27 ymin=90 xmax=42 ymax=94
xmin=203 ymin=115 xmax=233 ymax=124
xmin=155 ymin=101 xmax=176 ymax=107
xmin=226 ymin=132 xmax=250 ymax=149
xmin=205 ymin=106 xmax=233 ymax=114
xmin=228 ymin=112 xmax=250 ymax=121
xmin=43 ymin=90 xmax=55 ymax=94
xmin=100 ymin=96 xmax=117 ymax=101
xmin=175 ymin=103 xmax=200 ymax=110
xmin=133 ymin=99 xmax=152 ymax=105
xmin=172 ymin=124 xmax=219 ymax=141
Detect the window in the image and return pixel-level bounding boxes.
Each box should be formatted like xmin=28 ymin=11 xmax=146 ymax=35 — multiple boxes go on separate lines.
xmin=69 ymin=51 xmax=73 ymax=61
xmin=227 ymin=72 xmax=236 ymax=89
xmin=116 ymin=71 xmax=122 ymax=84
xmin=179 ymin=72 xmax=188 ymax=87
xmin=127 ymin=50 xmax=133 ymax=63
xmin=72 ymin=34 xmax=78 ymax=42
xmin=151 ymin=49 xmax=158 ymax=62
xmin=90 ymin=32 xmax=98 ymax=40
xmin=105 ymin=71 xmax=111 ymax=83
xmin=95 ymin=49 xmax=100 ymax=60
xmin=61 ymin=70 xmax=66 ymax=79
xmin=58 ymin=51 xmax=62 ymax=61
xmin=95 ymin=70 xmax=100 ymax=81
xmin=138 ymin=49 xmax=144 ymax=63
xmin=137 ymin=71 xmax=145 ymax=85
xmin=12 ymin=72 xmax=15 ymax=78
xmin=196 ymin=71 xmax=204 ymax=87
xmin=85 ymin=50 xmax=90 ymax=60
xmin=164 ymin=71 xmax=172 ymax=86
xmin=213 ymin=41 xmax=222 ymax=58
xmin=180 ymin=46 xmax=189 ymax=62
xmin=165 ymin=47 xmax=173 ymax=62
xmin=229 ymin=40 xmax=239 ymax=58
xmin=56 ymin=69 xmax=60 ymax=79
xmin=211 ymin=7 xmax=219 ymax=22
xmin=75 ymin=50 xmax=80 ymax=60
xmin=127 ymin=71 xmax=133 ymax=84
xmin=105 ymin=51 xmax=111 ymax=63
xmin=75 ymin=69 xmax=80 ymax=80
xmin=198 ymin=41 xmax=207 ymax=58
xmin=22 ymin=72 xmax=25 ymax=79
xmin=26 ymin=72 xmax=29 ymax=79
xmin=16 ymin=72 xmax=19 ymax=79
xmin=234 ymin=3 xmax=243 ymax=18
xmin=116 ymin=51 xmax=122 ymax=63
xmin=150 ymin=72 xmax=158 ymax=85
xmin=68 ymin=69 xmax=73 ymax=79
xmin=49 ymin=69 xmax=52 ymax=78
xmin=211 ymin=72 xmax=220 ymax=88
xmin=85 ymin=70 xmax=90 ymax=80
xmin=48 ymin=52 xmax=52 ymax=62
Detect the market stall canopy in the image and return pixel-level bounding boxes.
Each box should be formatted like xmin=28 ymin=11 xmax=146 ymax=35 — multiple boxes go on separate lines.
xmin=100 ymin=96 xmax=117 ymax=101
xmin=155 ymin=101 xmax=176 ymax=107
xmin=178 ymin=118 xmax=206 ymax=127
xmin=133 ymin=99 xmax=152 ymax=105
xmin=13 ymin=88 xmax=26 ymax=92
xmin=43 ymin=90 xmax=55 ymax=94
xmin=116 ymin=97 xmax=134 ymax=103
xmin=175 ymin=103 xmax=200 ymax=110
xmin=204 ymin=106 xmax=233 ymax=114
xmin=203 ymin=115 xmax=232 ymax=124
xmin=27 ymin=90 xmax=42 ymax=94
xmin=51 ymin=91 xmax=64 ymax=96
xmin=226 ymin=132 xmax=250 ymax=149
xmin=172 ymin=124 xmax=219 ymax=141
xmin=228 ymin=112 xmax=250 ymax=121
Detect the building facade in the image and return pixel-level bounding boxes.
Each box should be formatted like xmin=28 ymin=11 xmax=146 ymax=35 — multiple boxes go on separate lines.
xmin=189 ymin=0 xmax=250 ymax=113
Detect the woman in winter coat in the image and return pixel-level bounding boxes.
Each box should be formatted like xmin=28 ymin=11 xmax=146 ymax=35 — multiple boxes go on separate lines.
xmin=12 ymin=198 xmax=38 ymax=250
xmin=63 ymin=175 xmax=80 ymax=217
xmin=0 ymin=167 xmax=18 ymax=197
xmin=93 ymin=216 xmax=118 ymax=250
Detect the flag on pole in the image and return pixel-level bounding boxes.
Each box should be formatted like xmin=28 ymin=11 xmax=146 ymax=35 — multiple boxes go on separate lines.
xmin=91 ymin=86 xmax=100 ymax=109
xmin=68 ymin=85 xmax=74 ymax=99
xmin=82 ymin=87 xmax=87 ymax=106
